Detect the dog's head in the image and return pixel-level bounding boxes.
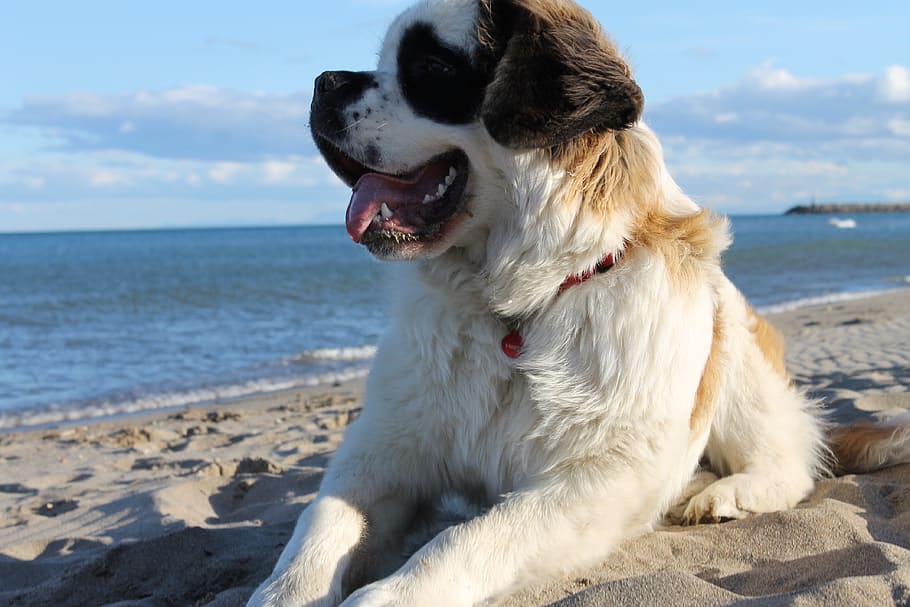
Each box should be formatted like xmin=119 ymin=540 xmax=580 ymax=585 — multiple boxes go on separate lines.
xmin=310 ymin=0 xmax=643 ymax=261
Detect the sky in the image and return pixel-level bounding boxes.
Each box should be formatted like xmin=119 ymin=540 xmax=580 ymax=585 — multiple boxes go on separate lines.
xmin=1 ymin=0 xmax=908 ymax=232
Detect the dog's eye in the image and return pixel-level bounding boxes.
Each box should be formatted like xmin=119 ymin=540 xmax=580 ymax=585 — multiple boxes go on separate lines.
xmin=421 ymin=55 xmax=453 ymax=75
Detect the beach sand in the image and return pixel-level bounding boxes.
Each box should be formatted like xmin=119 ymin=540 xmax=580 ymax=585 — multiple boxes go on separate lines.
xmin=2 ymin=289 xmax=910 ymax=606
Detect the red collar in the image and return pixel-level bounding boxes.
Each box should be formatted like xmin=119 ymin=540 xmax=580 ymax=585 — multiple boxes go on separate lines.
xmin=501 ymin=252 xmax=618 ymax=359
xmin=556 ymin=252 xmax=617 ymax=295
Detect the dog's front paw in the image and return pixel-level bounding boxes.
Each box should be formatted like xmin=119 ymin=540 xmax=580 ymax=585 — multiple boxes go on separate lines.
xmin=246 ymin=574 xmax=339 ymax=607
xmin=665 ymin=469 xmax=719 ymax=524
xmin=682 ymin=478 xmax=751 ymax=524
xmin=681 ymin=472 xmax=800 ymax=524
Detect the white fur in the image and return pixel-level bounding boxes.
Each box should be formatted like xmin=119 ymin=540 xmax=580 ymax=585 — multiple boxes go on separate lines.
xmin=247 ymin=2 xmax=829 ymax=605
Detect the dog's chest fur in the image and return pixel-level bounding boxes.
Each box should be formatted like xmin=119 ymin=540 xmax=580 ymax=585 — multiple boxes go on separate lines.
xmin=367 ymin=245 xmax=715 ymax=502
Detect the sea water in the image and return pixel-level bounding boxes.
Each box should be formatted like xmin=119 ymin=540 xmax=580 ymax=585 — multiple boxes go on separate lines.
xmin=2 ymin=213 xmax=908 ymax=430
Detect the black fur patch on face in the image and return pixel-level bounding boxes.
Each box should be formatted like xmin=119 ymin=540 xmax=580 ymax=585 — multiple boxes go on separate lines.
xmin=397 ymin=23 xmax=489 ymax=124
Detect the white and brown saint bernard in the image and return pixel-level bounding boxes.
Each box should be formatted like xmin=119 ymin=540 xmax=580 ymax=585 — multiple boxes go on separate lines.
xmin=247 ymin=1 xmax=910 ymax=605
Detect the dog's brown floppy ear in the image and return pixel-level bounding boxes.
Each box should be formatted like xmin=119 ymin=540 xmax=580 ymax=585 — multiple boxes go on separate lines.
xmin=478 ymin=0 xmax=644 ymax=149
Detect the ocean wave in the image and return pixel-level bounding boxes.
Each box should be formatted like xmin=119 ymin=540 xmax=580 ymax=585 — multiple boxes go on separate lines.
xmin=287 ymin=345 xmax=378 ymax=364
xmin=0 ymin=368 xmax=369 ymax=432
xmin=758 ymin=287 xmax=908 ymax=315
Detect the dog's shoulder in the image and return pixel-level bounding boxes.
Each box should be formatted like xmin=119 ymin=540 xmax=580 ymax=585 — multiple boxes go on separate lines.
xmin=630 ymin=207 xmax=731 ymax=295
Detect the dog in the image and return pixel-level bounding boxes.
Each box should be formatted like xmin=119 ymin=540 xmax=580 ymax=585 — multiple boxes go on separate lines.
xmin=247 ymin=1 xmax=910 ymax=605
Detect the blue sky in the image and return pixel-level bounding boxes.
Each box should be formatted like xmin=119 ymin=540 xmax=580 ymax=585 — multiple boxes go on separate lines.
xmin=1 ymin=0 xmax=908 ymax=232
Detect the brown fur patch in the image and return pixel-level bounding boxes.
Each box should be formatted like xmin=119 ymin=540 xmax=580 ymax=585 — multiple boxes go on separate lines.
xmin=747 ymin=307 xmax=788 ymax=379
xmin=549 ymin=129 xmax=663 ymax=218
xmin=630 ymin=209 xmax=730 ymax=293
xmin=477 ymin=0 xmax=643 ymax=149
xmin=828 ymin=423 xmax=898 ymax=474
xmin=690 ymin=312 xmax=723 ymax=439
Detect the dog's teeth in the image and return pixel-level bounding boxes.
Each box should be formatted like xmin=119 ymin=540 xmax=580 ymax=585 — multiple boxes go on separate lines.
xmin=380 ymin=203 xmax=394 ymax=219
xmin=423 ymin=194 xmax=434 ymax=204
xmin=444 ymin=174 xmax=454 ymax=187
xmin=436 ymin=184 xmax=446 ymax=196
xmin=448 ymin=167 xmax=457 ymax=179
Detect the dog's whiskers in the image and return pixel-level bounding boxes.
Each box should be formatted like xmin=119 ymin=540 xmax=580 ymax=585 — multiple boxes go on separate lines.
xmin=341 ymin=117 xmax=367 ymax=132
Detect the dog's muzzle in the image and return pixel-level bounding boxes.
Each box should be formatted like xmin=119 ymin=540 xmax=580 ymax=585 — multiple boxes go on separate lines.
xmin=310 ymin=70 xmax=378 ymax=136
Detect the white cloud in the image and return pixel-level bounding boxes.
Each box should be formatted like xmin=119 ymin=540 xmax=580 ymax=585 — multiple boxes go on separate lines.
xmin=646 ymin=63 xmax=910 ymax=211
xmin=746 ymin=62 xmax=806 ymax=91
xmin=4 ymin=85 xmax=314 ymax=162
xmin=90 ymin=170 xmax=127 ymax=187
xmin=151 ymin=84 xmax=224 ymax=106
xmin=648 ymin=63 xmax=910 ymax=147
xmin=263 ymin=160 xmax=296 ymax=183
xmin=3 ymin=62 xmax=908 ymax=218
xmin=882 ymin=65 xmax=910 ymax=102
xmin=0 ymin=146 xmax=344 ymax=213
xmin=672 ymin=162 xmax=748 ymax=178
xmin=888 ymin=118 xmax=910 ymax=137
xmin=208 ymin=162 xmax=243 ymax=183
xmin=43 ymin=92 xmax=116 ymax=117
xmin=661 ymin=135 xmax=907 ymax=211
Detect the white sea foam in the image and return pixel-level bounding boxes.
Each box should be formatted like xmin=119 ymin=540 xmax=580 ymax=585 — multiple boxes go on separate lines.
xmin=758 ymin=287 xmax=909 ymax=316
xmin=0 ymin=367 xmax=370 ymax=431
xmin=287 ymin=345 xmax=378 ymax=364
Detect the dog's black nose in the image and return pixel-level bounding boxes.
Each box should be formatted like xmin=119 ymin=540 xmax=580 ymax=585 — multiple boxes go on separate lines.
xmin=315 ymin=71 xmax=345 ymax=95
xmin=314 ymin=71 xmax=377 ymax=98
xmin=311 ymin=70 xmax=378 ymax=137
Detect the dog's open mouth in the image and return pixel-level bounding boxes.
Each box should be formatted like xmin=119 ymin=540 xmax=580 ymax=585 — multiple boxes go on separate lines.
xmin=316 ymin=138 xmax=470 ymax=251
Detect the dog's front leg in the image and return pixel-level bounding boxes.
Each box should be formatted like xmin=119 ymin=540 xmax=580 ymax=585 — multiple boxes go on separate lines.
xmin=341 ymin=469 xmax=657 ymax=607
xmin=246 ymin=432 xmax=418 ymax=607
xmin=246 ymin=493 xmax=368 ymax=607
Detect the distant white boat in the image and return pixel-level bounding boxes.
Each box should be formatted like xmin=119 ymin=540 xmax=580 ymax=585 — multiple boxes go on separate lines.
xmin=829 ymin=217 xmax=857 ymax=229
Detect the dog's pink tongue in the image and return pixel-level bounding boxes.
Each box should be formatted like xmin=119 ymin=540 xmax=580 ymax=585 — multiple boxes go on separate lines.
xmin=346 ymin=174 xmax=407 ymax=242
xmin=344 ymin=161 xmax=450 ymax=242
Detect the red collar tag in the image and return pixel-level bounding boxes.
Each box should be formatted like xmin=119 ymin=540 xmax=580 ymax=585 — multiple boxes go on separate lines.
xmin=501 ymin=331 xmax=523 ymax=359
xmin=501 ymin=252 xmax=618 ymax=359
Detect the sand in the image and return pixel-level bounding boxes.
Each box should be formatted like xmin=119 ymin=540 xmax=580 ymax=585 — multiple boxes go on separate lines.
xmin=2 ymin=289 xmax=910 ymax=607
